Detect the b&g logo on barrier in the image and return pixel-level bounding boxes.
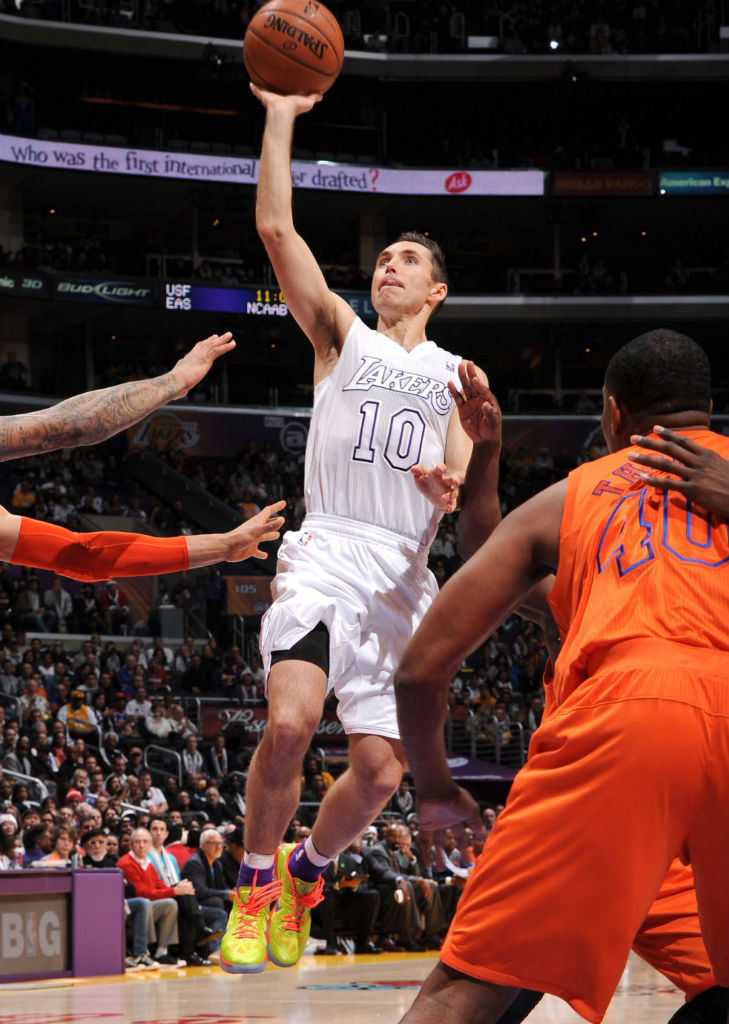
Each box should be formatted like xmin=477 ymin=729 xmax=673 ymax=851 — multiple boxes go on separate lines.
xmin=0 ymin=908 xmax=65 ymax=973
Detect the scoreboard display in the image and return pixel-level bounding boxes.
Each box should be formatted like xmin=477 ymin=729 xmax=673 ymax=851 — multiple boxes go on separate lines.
xmin=164 ymin=282 xmax=288 ymax=316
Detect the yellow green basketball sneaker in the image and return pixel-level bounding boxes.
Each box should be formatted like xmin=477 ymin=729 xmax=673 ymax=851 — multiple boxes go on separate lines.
xmin=219 ymin=875 xmax=282 ymax=974
xmin=267 ymin=843 xmax=325 ymax=968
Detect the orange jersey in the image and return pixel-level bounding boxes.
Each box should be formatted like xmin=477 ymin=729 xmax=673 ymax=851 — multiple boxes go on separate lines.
xmin=548 ymin=429 xmax=729 ymax=709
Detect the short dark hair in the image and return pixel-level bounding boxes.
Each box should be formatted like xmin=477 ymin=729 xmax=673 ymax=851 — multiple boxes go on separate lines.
xmin=23 ymin=823 xmax=49 ymax=849
xmin=226 ymin=825 xmax=244 ymax=847
xmin=394 ymin=231 xmax=449 ymax=316
xmin=166 ymin=822 xmax=183 ymax=843
xmin=604 ymin=329 xmax=712 ymax=419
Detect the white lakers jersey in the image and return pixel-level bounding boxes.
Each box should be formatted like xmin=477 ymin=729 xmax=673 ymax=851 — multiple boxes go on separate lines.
xmin=304 ymin=316 xmax=462 ymax=548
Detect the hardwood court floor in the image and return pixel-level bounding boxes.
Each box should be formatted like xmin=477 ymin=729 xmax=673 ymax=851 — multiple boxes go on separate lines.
xmin=0 ymin=950 xmax=684 ymax=1024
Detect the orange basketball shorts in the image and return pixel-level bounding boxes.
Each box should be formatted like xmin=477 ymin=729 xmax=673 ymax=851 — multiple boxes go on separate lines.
xmin=440 ymin=658 xmax=729 ymax=1023
xmin=632 ymin=858 xmax=716 ymax=1001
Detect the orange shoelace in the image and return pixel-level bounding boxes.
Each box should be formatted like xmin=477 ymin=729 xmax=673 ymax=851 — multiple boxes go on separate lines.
xmin=279 ymin=874 xmax=325 ymax=932
xmin=233 ymin=879 xmax=283 ymax=941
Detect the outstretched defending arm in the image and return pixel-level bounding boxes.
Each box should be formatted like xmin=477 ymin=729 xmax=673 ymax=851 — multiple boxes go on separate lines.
xmin=394 ymin=481 xmax=564 ymax=842
xmin=0 ymin=332 xmax=235 ymax=462
xmin=449 ymin=360 xmax=503 ymax=558
xmin=1 ymin=501 xmax=285 ymax=582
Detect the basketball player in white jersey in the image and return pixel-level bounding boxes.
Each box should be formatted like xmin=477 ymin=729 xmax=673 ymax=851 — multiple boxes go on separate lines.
xmin=220 ymin=87 xmax=501 ymax=974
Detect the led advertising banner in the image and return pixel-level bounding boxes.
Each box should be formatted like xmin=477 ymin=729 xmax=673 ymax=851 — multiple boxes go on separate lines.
xmin=164 ymin=283 xmax=288 ymax=315
xmin=658 ymin=171 xmax=729 ymax=195
xmin=0 ymin=269 xmax=50 ymax=299
xmin=0 ymin=134 xmax=545 ymax=196
xmin=553 ymin=171 xmax=653 ymax=196
xmin=53 ymin=276 xmax=156 ymax=305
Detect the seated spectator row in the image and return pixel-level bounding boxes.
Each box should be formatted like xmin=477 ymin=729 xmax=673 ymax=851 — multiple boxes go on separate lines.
xmin=0 ymin=745 xmax=506 ymax=961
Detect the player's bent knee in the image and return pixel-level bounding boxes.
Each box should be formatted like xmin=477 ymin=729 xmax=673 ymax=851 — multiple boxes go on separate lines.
xmin=351 ymin=755 xmax=403 ymax=801
xmin=358 ymin=777 xmax=399 ymax=811
xmin=372 ymin=769 xmax=402 ymax=803
xmin=259 ymin=717 xmax=316 ymax=763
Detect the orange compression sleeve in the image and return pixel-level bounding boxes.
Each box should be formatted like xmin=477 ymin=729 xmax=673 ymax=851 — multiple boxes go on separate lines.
xmin=11 ymin=517 xmax=189 ymax=582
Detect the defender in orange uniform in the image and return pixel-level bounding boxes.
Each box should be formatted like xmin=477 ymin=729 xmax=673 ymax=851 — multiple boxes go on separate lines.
xmin=394 ymin=330 xmax=729 ymax=1024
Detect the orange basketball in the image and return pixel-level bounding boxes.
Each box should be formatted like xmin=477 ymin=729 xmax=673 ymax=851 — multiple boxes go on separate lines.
xmin=243 ymin=0 xmax=345 ymax=95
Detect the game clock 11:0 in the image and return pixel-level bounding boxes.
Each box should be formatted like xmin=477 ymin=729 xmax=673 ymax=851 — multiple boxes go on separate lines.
xmin=164 ymin=282 xmax=288 ymax=316
xmin=254 ymin=287 xmax=285 ymax=305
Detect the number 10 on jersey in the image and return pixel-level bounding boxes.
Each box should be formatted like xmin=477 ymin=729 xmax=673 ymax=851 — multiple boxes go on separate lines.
xmin=352 ymin=401 xmax=426 ymax=471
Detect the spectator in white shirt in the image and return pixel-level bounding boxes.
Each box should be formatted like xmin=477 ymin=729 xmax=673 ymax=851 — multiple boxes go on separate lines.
xmin=44 ymin=579 xmax=73 ymax=633
xmin=181 ymin=735 xmax=204 ymax=776
xmin=243 ymin=654 xmax=265 ymax=687
xmin=51 ymin=494 xmax=76 ymax=525
xmin=126 ymin=686 xmax=152 ymax=725
xmin=139 ymin=770 xmax=168 ymax=815
xmin=145 ymin=636 xmax=174 ymax=670
xmin=170 ymin=705 xmax=198 ymax=743
xmin=145 ymin=701 xmax=175 ymax=740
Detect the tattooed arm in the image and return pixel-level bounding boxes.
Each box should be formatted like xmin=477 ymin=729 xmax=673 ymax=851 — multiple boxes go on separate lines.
xmin=0 ymin=332 xmax=235 ymax=462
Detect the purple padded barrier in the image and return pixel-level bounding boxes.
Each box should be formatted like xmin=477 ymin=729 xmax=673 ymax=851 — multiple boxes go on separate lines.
xmin=71 ymin=868 xmax=125 ymax=976
xmin=0 ymin=869 xmax=124 ymax=980
xmin=0 ymin=870 xmax=72 ymax=982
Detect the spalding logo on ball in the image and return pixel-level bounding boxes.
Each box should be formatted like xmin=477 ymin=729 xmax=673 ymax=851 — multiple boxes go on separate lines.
xmin=244 ymin=0 xmax=345 ymax=95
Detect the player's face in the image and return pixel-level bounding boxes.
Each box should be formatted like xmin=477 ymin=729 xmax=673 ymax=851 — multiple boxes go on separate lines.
xmin=371 ymin=241 xmax=446 ymax=319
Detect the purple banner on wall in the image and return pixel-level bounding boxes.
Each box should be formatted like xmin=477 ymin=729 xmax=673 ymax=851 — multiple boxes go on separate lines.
xmin=127 ymin=407 xmax=729 ymax=462
xmin=128 ymin=407 xmax=310 ymax=460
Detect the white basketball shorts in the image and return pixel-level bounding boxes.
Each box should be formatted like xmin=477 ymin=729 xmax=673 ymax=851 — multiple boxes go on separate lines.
xmin=259 ymin=512 xmax=439 ymax=739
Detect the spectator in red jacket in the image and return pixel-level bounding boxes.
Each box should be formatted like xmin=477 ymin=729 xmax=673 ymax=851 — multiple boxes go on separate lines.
xmin=117 ymin=827 xmax=210 ymax=966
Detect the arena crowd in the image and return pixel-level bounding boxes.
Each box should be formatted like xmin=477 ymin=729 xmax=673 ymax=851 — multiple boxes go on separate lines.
xmin=0 ymin=420 xmax=566 ymax=962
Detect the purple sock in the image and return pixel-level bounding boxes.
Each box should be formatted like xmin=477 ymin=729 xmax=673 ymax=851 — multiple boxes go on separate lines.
xmin=287 ymin=840 xmax=326 ymax=883
xmin=236 ymin=862 xmax=274 ymax=888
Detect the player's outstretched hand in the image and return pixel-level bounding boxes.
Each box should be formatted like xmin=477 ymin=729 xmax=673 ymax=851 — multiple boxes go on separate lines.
xmin=250 ymin=83 xmax=322 ymax=115
xmin=415 ymin=783 xmax=487 ymax=870
xmin=630 ymin=426 xmax=729 ymax=519
xmin=410 ymin=463 xmax=461 ymax=513
xmin=225 ymin=501 xmax=286 ymax=562
xmin=448 ymin=360 xmax=501 ymax=445
xmin=171 ymin=333 xmax=236 ymax=398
